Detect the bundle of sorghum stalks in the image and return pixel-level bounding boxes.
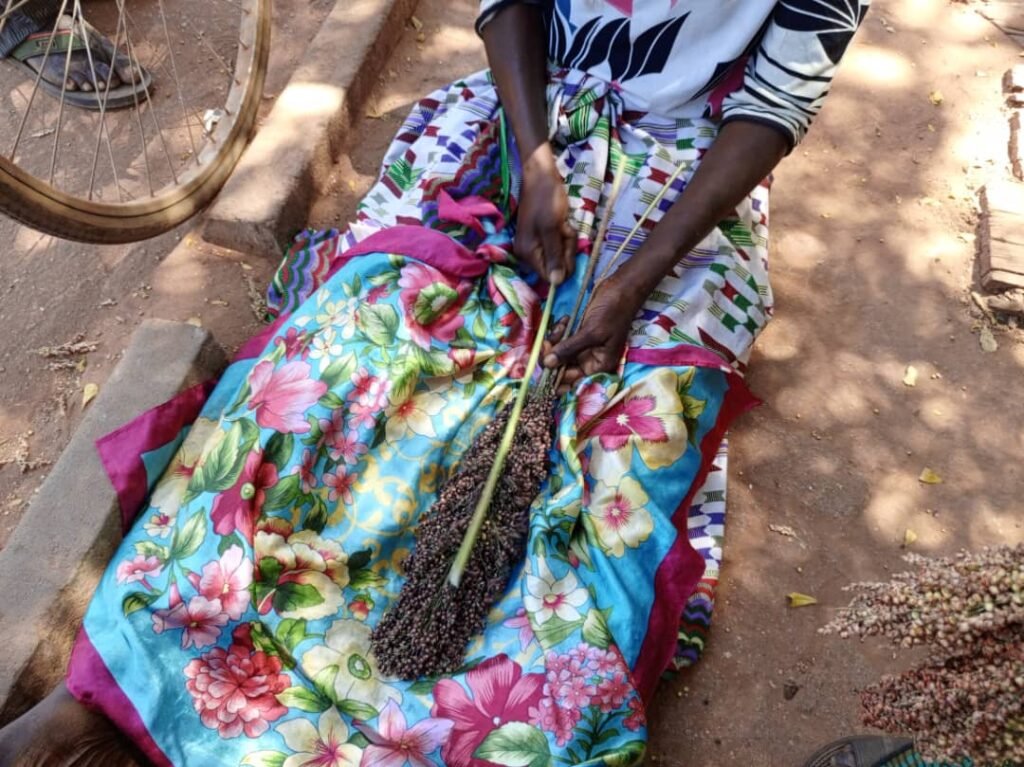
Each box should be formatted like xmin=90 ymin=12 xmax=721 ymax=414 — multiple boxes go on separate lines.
xmin=822 ymin=544 xmax=1024 ymax=766
xmin=372 ymin=291 xmax=557 ymax=679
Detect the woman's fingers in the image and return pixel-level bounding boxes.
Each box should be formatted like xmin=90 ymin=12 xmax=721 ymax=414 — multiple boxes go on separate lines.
xmin=542 ymin=228 xmax=566 ymax=285
xmin=560 ymin=221 xmax=577 ymax=279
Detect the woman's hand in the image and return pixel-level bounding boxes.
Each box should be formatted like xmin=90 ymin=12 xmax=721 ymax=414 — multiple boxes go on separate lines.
xmin=515 ymin=149 xmax=576 ymax=285
xmin=543 ymin=276 xmax=645 ymax=387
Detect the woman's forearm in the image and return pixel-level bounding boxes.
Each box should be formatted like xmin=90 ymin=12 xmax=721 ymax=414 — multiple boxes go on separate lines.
xmin=611 ymin=120 xmax=790 ymax=302
xmin=481 ymin=5 xmax=552 ymax=172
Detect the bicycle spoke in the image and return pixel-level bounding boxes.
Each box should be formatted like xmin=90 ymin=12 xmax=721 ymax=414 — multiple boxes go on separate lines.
xmin=73 ymin=0 xmax=124 ymax=201
xmin=7 ymin=0 xmax=71 ymax=162
xmin=117 ymin=0 xmax=155 ymax=198
xmin=48 ymin=11 xmax=81 ymax=185
xmin=155 ymin=0 xmax=200 ymax=168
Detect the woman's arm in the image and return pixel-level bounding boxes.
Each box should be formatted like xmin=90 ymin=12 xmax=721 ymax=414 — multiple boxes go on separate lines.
xmin=482 ymin=4 xmax=576 ymax=285
xmin=545 ymin=120 xmax=788 ymax=379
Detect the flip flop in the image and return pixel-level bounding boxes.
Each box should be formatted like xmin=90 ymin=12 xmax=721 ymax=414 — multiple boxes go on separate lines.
xmin=802 ymin=736 xmax=918 ymax=767
xmin=6 ymin=15 xmax=152 ymax=111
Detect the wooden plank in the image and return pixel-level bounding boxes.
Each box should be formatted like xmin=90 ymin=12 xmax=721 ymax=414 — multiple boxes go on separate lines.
xmin=979 ymin=181 xmax=1024 ymax=291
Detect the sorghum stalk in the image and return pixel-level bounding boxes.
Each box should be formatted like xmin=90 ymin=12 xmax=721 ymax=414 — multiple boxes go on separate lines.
xmin=447 ymin=285 xmax=556 ymax=587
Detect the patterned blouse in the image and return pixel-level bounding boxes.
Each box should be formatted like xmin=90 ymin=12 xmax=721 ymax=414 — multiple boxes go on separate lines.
xmin=477 ymin=0 xmax=870 ymax=148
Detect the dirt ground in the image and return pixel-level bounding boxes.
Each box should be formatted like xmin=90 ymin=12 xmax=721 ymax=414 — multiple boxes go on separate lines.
xmin=1 ymin=0 xmax=1023 ymax=764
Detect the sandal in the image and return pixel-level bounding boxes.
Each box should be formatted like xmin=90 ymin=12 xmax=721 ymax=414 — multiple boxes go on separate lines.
xmin=5 ymin=14 xmax=152 ymax=110
xmin=802 ymin=736 xmax=918 ymax=767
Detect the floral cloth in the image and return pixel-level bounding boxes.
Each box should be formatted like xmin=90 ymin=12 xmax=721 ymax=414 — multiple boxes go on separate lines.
xmin=69 ymin=68 xmax=772 ymax=766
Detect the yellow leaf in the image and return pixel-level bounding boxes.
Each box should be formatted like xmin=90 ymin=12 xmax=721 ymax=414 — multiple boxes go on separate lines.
xmin=929 ymin=90 xmax=944 ymax=106
xmin=787 ymin=592 xmax=818 ymax=608
xmin=919 ymin=468 xmax=942 ymax=485
xmin=186 ymin=316 xmax=203 ymax=327
xmin=903 ymin=365 xmax=918 ymax=387
xmin=903 ymin=528 xmax=918 ymax=547
xmin=409 ymin=14 xmax=423 ymax=30
xmin=82 ymin=383 xmax=99 ymax=409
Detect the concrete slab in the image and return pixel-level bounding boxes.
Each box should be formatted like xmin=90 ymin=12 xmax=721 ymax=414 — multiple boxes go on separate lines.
xmin=980 ymin=180 xmax=1024 ymax=291
xmin=0 ymin=321 xmax=226 ymax=724
xmin=203 ymin=0 xmax=419 ymax=258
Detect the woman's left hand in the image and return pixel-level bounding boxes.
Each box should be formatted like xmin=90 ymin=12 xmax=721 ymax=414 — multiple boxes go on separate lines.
xmin=543 ymin=277 xmax=644 ymax=387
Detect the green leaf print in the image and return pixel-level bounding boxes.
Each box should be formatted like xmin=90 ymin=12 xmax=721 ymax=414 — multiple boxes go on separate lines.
xmin=122 ymin=590 xmax=160 ymax=616
xmin=272 ymin=582 xmax=324 ymax=615
xmin=304 ymin=495 xmax=329 ymax=534
xmin=533 ymin=615 xmax=584 ymax=649
xmin=582 ymin=608 xmax=612 ymax=650
xmin=240 ymin=751 xmax=287 ymax=767
xmin=275 ymin=619 xmax=308 ymax=652
xmin=275 ymin=685 xmax=330 ymax=714
xmin=170 ymin=509 xmax=207 ymax=559
xmin=264 ymin=433 xmax=295 ymax=471
xmin=217 ymin=531 xmax=245 ymax=556
xmin=320 ymin=353 xmax=356 ymax=390
xmin=262 ymin=473 xmax=301 ymax=513
xmin=338 ymin=698 xmax=378 ymax=721
xmin=347 ymin=548 xmax=372 ymax=571
xmin=358 ymin=304 xmax=400 ymax=346
xmin=134 ymin=540 xmax=169 ymax=561
xmin=600 ymin=741 xmax=647 ymax=767
xmin=385 ymin=156 xmax=424 ymax=192
xmin=474 ymin=722 xmax=553 ymax=767
xmin=188 ymin=419 xmax=260 ymax=497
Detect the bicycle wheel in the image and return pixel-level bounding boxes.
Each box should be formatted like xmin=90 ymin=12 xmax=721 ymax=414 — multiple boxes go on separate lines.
xmin=0 ymin=0 xmax=270 ymax=243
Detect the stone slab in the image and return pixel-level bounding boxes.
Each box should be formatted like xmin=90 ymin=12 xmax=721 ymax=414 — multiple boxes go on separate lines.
xmin=0 ymin=320 xmax=226 ymax=724
xmin=979 ymin=180 xmax=1024 ymax=291
xmin=203 ymin=0 xmax=419 ymax=257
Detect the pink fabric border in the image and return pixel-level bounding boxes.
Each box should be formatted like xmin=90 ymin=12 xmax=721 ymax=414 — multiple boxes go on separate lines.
xmin=625 ymin=346 xmax=761 ymax=702
xmin=65 ymin=630 xmax=173 ymax=767
xmin=96 ymin=381 xmax=213 ymax=533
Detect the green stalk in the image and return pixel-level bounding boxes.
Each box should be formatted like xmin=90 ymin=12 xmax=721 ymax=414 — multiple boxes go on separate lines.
xmin=447 ymin=287 xmax=557 ymax=588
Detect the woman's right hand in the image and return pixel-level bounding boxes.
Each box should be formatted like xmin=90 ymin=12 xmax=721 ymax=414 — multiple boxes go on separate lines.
xmin=514 ymin=148 xmax=576 ymax=286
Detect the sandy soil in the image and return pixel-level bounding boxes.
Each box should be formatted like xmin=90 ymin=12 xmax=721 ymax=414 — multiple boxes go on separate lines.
xmin=1 ymin=0 xmax=1023 ymax=763
xmin=0 ymin=0 xmax=333 ymax=549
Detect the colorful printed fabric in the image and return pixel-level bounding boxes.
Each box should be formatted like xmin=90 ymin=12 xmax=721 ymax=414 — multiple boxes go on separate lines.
xmin=475 ymin=0 xmax=870 ymax=147
xmin=67 ymin=68 xmax=773 ymax=765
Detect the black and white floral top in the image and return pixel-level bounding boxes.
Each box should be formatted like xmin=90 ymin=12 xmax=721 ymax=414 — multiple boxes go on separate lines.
xmin=477 ymin=0 xmax=870 ymax=147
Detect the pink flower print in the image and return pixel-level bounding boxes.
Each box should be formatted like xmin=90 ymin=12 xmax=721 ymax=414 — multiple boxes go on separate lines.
xmin=293 ymin=449 xmax=318 ymax=494
xmin=357 ymin=699 xmax=453 ymax=767
xmin=431 ymin=655 xmax=545 ymax=767
xmin=211 ymin=450 xmax=279 ymax=540
xmin=184 ymin=624 xmax=289 ymax=739
xmin=330 ymin=429 xmax=367 ymax=466
xmin=530 ymin=698 xmax=581 ymax=747
xmin=349 ymin=367 xmax=375 ymax=400
xmin=575 ymin=380 xmax=610 ymax=429
xmin=350 ymin=376 xmax=390 ymax=429
xmin=319 ymin=408 xmax=346 ymax=451
xmin=398 ymin=262 xmax=468 ymax=350
xmin=278 ymin=708 xmax=363 ymax=767
xmin=586 ymin=395 xmax=668 ymax=451
xmin=558 ymin=675 xmax=595 ymax=710
xmin=623 ymin=696 xmax=646 ymax=732
xmin=348 ymin=595 xmax=373 ymax=621
xmin=199 ymin=545 xmax=253 ymax=620
xmin=502 ymin=607 xmax=534 ymax=651
xmin=367 ymin=284 xmax=390 ymax=304
xmin=594 ymin=671 xmax=631 ymax=713
xmin=275 ymin=327 xmax=312 ymax=360
xmin=323 ymin=465 xmax=356 ymax=505
xmin=447 ymin=346 xmax=477 ymax=373
xmin=247 ymin=359 xmax=327 ymax=433
xmin=593 ymin=648 xmax=625 ymax=677
xmin=153 ymin=595 xmax=228 ymax=649
xmin=116 ymin=554 xmax=163 ymax=585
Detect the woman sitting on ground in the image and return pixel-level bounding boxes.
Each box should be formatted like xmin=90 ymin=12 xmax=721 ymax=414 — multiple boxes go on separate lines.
xmin=0 ymin=2 xmax=898 ymax=766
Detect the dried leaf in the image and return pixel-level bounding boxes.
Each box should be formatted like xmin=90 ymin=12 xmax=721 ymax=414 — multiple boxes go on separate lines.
xmin=919 ymin=468 xmax=943 ymax=485
xmin=409 ymin=14 xmax=423 ymax=30
xmin=979 ymin=325 xmax=998 ymax=353
xmin=929 ymin=90 xmax=944 ymax=106
xmin=209 ymin=299 xmax=229 ymax=307
xmin=787 ymin=592 xmax=818 ymax=608
xmin=903 ymin=365 xmax=919 ymax=387
xmin=769 ymin=524 xmax=798 ymax=538
xmin=186 ymin=316 xmax=203 ymax=327
xmin=903 ymin=528 xmax=919 ymax=547
xmin=82 ymin=383 xmax=99 ymax=409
